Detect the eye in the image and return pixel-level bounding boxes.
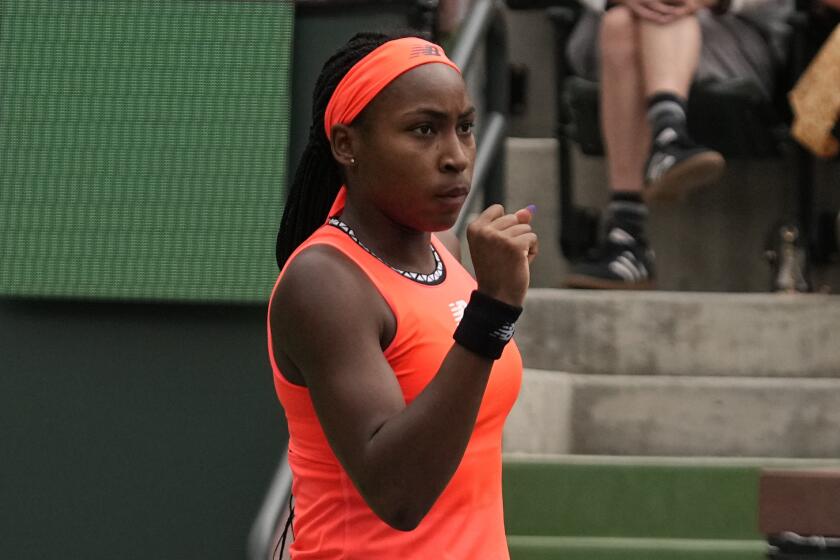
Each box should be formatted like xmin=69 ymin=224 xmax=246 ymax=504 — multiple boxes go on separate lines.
xmin=414 ymin=124 xmax=434 ymax=136
xmin=458 ymin=121 xmax=475 ymax=135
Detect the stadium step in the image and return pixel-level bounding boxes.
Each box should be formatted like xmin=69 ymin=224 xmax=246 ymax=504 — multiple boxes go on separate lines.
xmin=504 ymin=368 xmax=840 ymax=456
xmin=502 ymin=454 xmax=840 ymax=560
xmin=516 ymin=289 xmax=840 ymax=378
xmin=504 ymin=289 xmax=840 ymax=457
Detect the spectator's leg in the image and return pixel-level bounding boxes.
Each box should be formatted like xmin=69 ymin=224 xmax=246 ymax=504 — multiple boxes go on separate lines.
xmin=639 ymin=16 xmax=700 ymax=98
xmin=599 ymin=6 xmax=648 ymax=194
xmin=564 ymin=6 xmax=656 ymax=290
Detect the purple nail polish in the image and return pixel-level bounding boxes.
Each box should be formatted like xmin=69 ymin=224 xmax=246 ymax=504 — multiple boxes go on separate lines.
xmin=526 ymin=204 xmax=537 ymax=215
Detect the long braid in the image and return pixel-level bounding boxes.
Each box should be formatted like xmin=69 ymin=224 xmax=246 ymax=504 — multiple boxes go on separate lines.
xmin=276 ymin=32 xmax=416 ymax=269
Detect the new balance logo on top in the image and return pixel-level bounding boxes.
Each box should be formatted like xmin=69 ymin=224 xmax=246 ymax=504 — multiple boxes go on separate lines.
xmin=410 ymin=45 xmax=442 ymax=58
xmin=448 ymin=299 xmax=468 ymax=323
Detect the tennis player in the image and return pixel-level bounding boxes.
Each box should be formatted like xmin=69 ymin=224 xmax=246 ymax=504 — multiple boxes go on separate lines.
xmin=268 ymin=32 xmax=537 ymax=558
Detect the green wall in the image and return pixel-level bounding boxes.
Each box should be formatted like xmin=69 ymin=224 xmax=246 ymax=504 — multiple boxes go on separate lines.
xmin=0 ymin=0 xmax=293 ymax=303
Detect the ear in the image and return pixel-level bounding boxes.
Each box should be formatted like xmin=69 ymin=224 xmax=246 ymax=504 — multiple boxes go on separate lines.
xmin=329 ymin=124 xmax=358 ymax=168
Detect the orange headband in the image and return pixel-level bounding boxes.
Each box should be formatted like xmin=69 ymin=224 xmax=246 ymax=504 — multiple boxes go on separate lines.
xmin=323 ymin=37 xmax=461 ymax=139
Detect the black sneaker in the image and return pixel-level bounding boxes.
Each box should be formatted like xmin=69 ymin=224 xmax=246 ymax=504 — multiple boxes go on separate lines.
xmin=644 ymin=126 xmax=725 ymax=203
xmin=565 ymin=224 xmax=656 ymax=290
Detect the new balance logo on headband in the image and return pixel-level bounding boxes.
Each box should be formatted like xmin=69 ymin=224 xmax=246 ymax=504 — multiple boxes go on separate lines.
xmin=410 ymin=45 xmax=442 ymax=58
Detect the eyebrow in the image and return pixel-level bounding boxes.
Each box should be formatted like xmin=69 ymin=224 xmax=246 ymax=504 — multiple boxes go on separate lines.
xmin=402 ymin=106 xmax=477 ymax=120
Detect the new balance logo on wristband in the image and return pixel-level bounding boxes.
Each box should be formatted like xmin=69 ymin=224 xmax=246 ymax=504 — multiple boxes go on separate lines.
xmin=453 ymin=290 xmax=522 ymax=360
xmin=449 ymin=299 xmax=468 ymax=323
xmin=491 ymin=324 xmax=515 ymax=342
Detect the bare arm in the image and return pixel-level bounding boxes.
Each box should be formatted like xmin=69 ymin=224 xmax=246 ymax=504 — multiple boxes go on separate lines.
xmin=271 ymin=205 xmax=537 ymax=531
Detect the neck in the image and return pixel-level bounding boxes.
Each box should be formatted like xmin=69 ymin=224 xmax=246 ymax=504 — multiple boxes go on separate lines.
xmin=339 ymin=195 xmax=435 ymax=274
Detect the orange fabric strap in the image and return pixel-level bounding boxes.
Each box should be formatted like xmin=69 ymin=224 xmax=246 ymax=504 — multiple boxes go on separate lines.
xmin=323 ymin=37 xmax=461 ymax=140
xmin=326 ymin=185 xmax=347 ymax=222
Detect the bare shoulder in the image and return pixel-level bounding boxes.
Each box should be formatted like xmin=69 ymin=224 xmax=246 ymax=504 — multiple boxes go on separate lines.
xmin=270 ymin=244 xmax=395 ymax=364
xmin=272 ymin=244 xmax=383 ymax=325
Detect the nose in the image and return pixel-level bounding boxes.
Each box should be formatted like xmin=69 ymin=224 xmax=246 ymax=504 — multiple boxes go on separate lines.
xmin=439 ymin=130 xmax=470 ymax=174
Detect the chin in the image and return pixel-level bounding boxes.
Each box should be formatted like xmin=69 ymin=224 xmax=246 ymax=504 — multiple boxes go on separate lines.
xmin=428 ymin=214 xmax=460 ymax=233
xmin=403 ymin=206 xmax=461 ymax=233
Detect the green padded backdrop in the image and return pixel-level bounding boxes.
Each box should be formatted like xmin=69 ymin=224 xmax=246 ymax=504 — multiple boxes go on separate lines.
xmin=0 ymin=0 xmax=293 ymax=302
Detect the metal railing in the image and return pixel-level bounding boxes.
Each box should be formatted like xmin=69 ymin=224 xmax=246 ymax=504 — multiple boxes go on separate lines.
xmin=247 ymin=444 xmax=293 ymax=560
xmin=247 ymin=2 xmax=509 ymax=557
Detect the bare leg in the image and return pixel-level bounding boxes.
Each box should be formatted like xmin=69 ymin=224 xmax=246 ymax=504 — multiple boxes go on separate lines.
xmin=599 ymin=6 xmax=648 ymax=194
xmin=639 ymin=16 xmax=701 ymax=98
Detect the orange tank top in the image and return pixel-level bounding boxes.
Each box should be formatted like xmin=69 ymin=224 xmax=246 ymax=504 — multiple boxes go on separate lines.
xmin=267 ymin=219 xmax=522 ymax=560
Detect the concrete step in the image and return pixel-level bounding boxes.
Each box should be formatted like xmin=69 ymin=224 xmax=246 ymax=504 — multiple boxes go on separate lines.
xmin=516 ymin=289 xmax=840 ymax=378
xmin=502 ymin=454 xmax=840 ymax=559
xmin=503 ymin=369 xmax=840 ymax=457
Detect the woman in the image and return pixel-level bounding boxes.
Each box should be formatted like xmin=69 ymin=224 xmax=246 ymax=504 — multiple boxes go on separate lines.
xmin=269 ymin=31 xmax=537 ymax=558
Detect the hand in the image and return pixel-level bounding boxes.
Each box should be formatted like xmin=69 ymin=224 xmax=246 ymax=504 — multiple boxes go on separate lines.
xmin=466 ymin=204 xmax=538 ymax=307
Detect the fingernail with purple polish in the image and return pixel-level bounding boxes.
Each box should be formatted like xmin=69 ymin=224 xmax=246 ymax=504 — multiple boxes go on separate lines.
xmin=526 ymin=204 xmax=537 ymax=215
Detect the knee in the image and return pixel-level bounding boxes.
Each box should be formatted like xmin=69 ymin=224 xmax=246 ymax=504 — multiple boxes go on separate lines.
xmin=600 ymin=7 xmax=638 ymax=69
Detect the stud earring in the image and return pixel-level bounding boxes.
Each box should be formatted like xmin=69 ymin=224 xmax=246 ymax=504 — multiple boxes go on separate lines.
xmin=350 ymin=157 xmax=357 ymax=166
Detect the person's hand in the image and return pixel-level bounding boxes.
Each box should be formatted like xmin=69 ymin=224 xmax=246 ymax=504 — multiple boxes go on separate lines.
xmin=466 ymin=204 xmax=538 ymax=307
xmin=621 ymin=0 xmax=703 ymax=23
xmin=670 ymin=0 xmax=708 ymax=17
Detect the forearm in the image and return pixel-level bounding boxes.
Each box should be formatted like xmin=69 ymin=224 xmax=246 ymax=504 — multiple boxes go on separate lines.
xmin=351 ymin=345 xmax=495 ymax=530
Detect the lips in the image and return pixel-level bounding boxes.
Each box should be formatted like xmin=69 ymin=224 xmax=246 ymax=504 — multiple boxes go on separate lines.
xmin=438 ymin=184 xmax=469 ymax=200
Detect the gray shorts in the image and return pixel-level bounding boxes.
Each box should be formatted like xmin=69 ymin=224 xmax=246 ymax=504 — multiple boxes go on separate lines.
xmin=567 ymin=10 xmax=778 ymax=99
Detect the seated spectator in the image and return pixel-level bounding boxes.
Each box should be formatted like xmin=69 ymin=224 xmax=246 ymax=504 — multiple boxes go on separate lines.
xmin=563 ymin=0 xmax=792 ymax=289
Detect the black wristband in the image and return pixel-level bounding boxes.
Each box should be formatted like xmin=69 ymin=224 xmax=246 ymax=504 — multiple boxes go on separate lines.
xmin=453 ymin=290 xmax=523 ymax=360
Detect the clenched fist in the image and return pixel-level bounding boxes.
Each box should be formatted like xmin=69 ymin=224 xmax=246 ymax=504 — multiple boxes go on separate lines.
xmin=466 ymin=205 xmax=538 ymax=307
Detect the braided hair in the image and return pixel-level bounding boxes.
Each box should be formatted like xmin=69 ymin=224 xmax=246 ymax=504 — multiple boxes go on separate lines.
xmin=276 ymin=31 xmax=421 ymax=269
